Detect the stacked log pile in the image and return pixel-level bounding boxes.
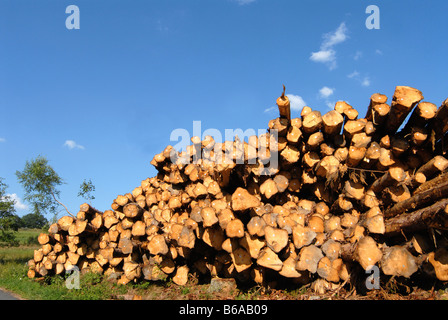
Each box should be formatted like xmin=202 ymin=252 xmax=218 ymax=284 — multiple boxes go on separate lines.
xmin=28 ymin=85 xmax=448 ymax=290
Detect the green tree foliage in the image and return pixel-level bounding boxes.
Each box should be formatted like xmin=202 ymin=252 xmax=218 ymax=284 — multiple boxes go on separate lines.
xmin=0 ymin=178 xmax=19 ymax=246
xmin=15 ymin=155 xmax=73 ymax=219
xmin=78 ymin=179 xmax=95 ymax=203
xmin=20 ymin=212 xmax=48 ymax=229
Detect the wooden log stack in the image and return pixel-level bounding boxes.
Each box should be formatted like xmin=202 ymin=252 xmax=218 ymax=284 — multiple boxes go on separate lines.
xmin=28 ymin=86 xmax=448 ymax=291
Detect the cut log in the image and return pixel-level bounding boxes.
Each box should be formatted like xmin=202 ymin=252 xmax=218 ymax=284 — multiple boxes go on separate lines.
xmin=147 ymin=234 xmax=169 ymax=256
xmin=355 ymin=236 xmax=382 ymax=270
xmin=317 ymin=257 xmax=342 ymax=283
xmin=380 ymin=246 xmax=418 ymax=278
xmin=370 ymin=167 xmax=405 ymax=194
xmin=428 ymin=248 xmax=448 ymax=281
xmin=346 ymin=146 xmax=366 ymax=167
xmin=322 ymin=110 xmax=344 ymax=135
xmin=279 ymin=256 xmax=303 ymax=278
xmin=384 ymin=198 xmax=448 ymax=236
xmin=79 ymin=203 xmax=103 ymax=215
xmin=37 ymin=233 xmax=51 ymax=245
xmin=178 ymin=226 xmax=197 ymax=249
xmin=296 ymin=245 xmax=323 ymax=273
xmin=57 ymin=216 xmax=74 ymax=232
xmin=344 ymin=180 xmax=365 ymax=201
xmin=366 ymin=93 xmax=388 ymax=121
xmin=385 ymin=86 xmax=424 ymax=134
xmin=416 ymin=156 xmax=448 ymax=179
xmin=302 ymin=110 xmax=323 ymax=134
xmin=306 ymin=132 xmax=324 ymax=150
xmin=432 ymin=98 xmax=448 ymax=142
xmin=273 ymin=173 xmax=289 ymax=193
xmin=264 ymin=226 xmax=289 ymax=253
xmin=322 ymin=239 xmax=341 ymax=261
xmin=384 ymin=180 xmax=448 ymax=218
xmin=280 ymin=145 xmax=300 ymax=164
xmin=371 ymin=103 xmax=390 ymax=126
xmin=344 ymin=120 xmax=366 ymax=140
xmin=403 ymin=101 xmax=437 ymax=132
xmin=257 ymin=247 xmax=283 ymax=271
xmin=259 ymin=179 xmax=278 ymax=200
xmin=123 ymin=202 xmax=143 ymax=219
xmin=231 ymin=187 xmax=261 ymax=211
xmin=173 ymin=265 xmax=189 ymax=286
xmin=201 ymin=207 xmax=219 ymax=227
xmin=247 ymin=216 xmax=266 ymax=237
xmin=226 ymin=219 xmax=245 ymax=238
xmin=68 ymin=219 xmax=95 ymax=236
xmin=292 ymin=225 xmax=316 ymax=249
xmin=231 ymin=247 xmax=252 ymax=273
xmin=362 ymin=206 xmax=385 ymax=234
xmin=286 ymin=123 xmax=302 ymax=145
xmin=276 ymin=85 xmax=291 ymax=123
xmin=414 ymin=170 xmax=448 ymax=195
xmin=239 ymin=232 xmax=265 ymax=259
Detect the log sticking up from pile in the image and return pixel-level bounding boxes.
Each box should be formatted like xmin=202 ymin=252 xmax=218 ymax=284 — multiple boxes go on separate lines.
xmin=27 ymin=85 xmax=448 ymax=292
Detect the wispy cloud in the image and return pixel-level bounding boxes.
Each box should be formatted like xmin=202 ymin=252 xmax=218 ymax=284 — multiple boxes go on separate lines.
xmin=375 ymin=49 xmax=383 ymax=55
xmin=310 ymin=50 xmax=336 ymax=68
xmin=310 ymin=22 xmax=348 ymax=70
xmin=348 ymin=70 xmax=370 ymax=87
xmin=156 ymin=19 xmax=169 ymax=32
xmin=354 ymin=50 xmax=363 ymax=60
xmin=264 ymin=93 xmax=307 ymax=113
xmin=0 ymin=138 xmax=5 ymax=143
xmin=5 ymin=193 xmax=29 ymax=211
xmin=319 ymin=86 xmax=334 ymax=99
xmin=318 ymin=86 xmax=335 ymax=110
xmin=233 ymin=0 xmax=257 ymax=5
xmin=287 ymin=94 xmax=307 ymax=111
xmin=64 ymin=140 xmax=85 ymax=150
xmin=264 ymin=106 xmax=276 ymax=113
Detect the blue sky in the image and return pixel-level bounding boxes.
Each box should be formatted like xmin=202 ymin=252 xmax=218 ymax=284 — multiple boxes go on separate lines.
xmin=1 ymin=0 xmax=447 ymax=219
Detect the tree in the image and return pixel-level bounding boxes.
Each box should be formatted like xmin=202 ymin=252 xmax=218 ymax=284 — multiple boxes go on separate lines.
xmin=20 ymin=212 xmax=48 ymax=229
xmin=78 ymin=179 xmax=95 ymax=204
xmin=0 ymin=178 xmax=19 ymax=246
xmin=16 ymin=155 xmax=74 ymax=220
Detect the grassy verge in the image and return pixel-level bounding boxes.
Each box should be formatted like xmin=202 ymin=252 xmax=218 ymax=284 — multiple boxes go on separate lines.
xmin=1 ymin=230 xmax=445 ymax=300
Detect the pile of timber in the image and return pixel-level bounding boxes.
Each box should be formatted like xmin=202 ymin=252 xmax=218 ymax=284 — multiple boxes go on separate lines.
xmin=28 ymin=85 xmax=448 ymax=290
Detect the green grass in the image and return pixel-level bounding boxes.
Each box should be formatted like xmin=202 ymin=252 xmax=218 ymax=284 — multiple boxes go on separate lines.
xmin=0 ymin=229 xmax=129 ymax=300
xmin=0 ymin=244 xmax=130 ymax=300
xmin=14 ymin=228 xmax=42 ymax=245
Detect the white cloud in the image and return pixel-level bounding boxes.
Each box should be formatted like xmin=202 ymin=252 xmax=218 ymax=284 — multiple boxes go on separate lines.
xmin=375 ymin=49 xmax=383 ymax=55
xmin=310 ymin=50 xmax=336 ymax=70
xmin=347 ymin=70 xmax=359 ymax=79
xmin=310 ymin=49 xmax=335 ymax=63
xmin=5 ymin=193 xmax=29 ymax=211
xmin=64 ymin=140 xmax=85 ymax=150
xmin=0 ymin=138 xmax=5 ymax=143
xmin=264 ymin=106 xmax=276 ymax=113
xmin=326 ymin=101 xmax=336 ymax=110
xmin=319 ymin=86 xmax=334 ymax=98
xmin=264 ymin=94 xmax=307 ymax=113
xmin=310 ymin=22 xmax=348 ymax=70
xmin=354 ymin=50 xmax=363 ymax=60
xmin=347 ymin=70 xmax=370 ymax=87
xmin=361 ymin=77 xmax=371 ymax=87
xmin=286 ymin=94 xmax=307 ymax=111
xmin=321 ymin=22 xmax=348 ymax=49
